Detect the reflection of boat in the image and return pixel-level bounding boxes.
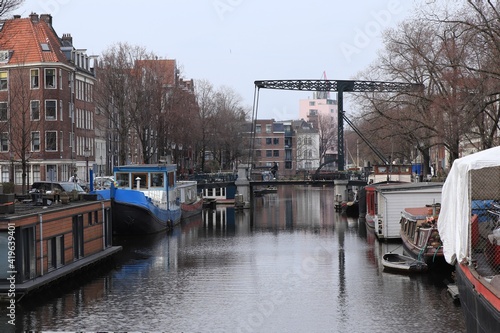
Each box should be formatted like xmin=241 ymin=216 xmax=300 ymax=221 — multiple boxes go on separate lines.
xmin=200 ymin=182 xmax=237 ymax=205
xmin=94 ymin=164 xmax=182 ymax=235
xmin=438 ymin=147 xmax=500 ymax=333
xmin=177 ymin=180 xmax=203 ymax=219
xmin=341 ymin=200 xmax=359 ymax=217
xmin=382 ymin=253 xmax=428 ymax=273
xmin=400 ymin=204 xmax=449 ymax=269
xmin=253 ymin=186 xmax=277 ymax=197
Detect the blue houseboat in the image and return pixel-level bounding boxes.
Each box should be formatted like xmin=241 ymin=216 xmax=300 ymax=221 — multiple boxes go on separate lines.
xmin=95 ymin=164 xmax=181 ymax=235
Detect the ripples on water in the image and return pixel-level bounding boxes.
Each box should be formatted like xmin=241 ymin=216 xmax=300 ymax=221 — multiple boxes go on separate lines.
xmin=6 ymin=186 xmax=465 ymax=332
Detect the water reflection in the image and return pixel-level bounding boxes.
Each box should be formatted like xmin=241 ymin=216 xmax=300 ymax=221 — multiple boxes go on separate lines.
xmin=7 ymin=185 xmax=465 ymax=332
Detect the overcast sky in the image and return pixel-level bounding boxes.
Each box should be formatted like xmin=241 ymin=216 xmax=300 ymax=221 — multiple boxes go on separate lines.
xmin=15 ymin=0 xmax=420 ymax=120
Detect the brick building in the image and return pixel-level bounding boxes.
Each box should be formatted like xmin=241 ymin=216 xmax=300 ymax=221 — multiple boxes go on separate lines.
xmin=0 ymin=13 xmax=96 ymax=191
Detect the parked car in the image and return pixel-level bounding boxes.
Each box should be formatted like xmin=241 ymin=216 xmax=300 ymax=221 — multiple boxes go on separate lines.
xmin=30 ymin=181 xmax=86 ymax=194
xmin=93 ymin=176 xmax=115 ymax=190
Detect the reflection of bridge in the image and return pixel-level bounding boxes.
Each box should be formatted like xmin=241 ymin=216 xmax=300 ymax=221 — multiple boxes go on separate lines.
xmin=198 ymin=179 xmax=367 ymax=209
xmin=197 ymin=179 xmax=366 ymax=190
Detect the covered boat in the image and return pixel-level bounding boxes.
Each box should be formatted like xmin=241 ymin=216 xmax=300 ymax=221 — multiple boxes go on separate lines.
xmin=438 ymin=146 xmax=500 ymax=333
xmin=364 ymin=182 xmax=443 ymax=240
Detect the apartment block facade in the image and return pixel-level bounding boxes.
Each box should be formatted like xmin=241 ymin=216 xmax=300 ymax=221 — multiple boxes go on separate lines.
xmin=252 ymin=119 xmax=320 ymax=177
xmin=0 ymin=13 xmax=96 ymax=191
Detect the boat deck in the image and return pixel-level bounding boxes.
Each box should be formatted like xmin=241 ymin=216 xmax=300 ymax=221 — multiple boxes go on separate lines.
xmin=0 ymin=246 xmax=122 ymax=300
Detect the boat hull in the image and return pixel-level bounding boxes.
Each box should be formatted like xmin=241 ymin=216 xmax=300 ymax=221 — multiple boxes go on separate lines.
xmin=382 ymin=253 xmax=428 ymax=273
xmin=112 ymin=201 xmax=181 ymax=235
xmin=181 ymin=198 xmax=203 ymax=219
xmin=400 ymin=232 xmax=449 ymax=269
xmin=365 ymin=213 xmax=375 ymax=229
xmin=456 ymin=263 xmax=500 ymax=333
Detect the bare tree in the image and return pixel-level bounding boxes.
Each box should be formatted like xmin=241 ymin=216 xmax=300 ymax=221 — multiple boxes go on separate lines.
xmin=95 ymin=43 xmax=143 ymax=166
xmin=314 ymin=114 xmax=337 ymax=175
xmin=356 ymin=14 xmax=483 ymax=172
xmin=7 ymin=64 xmax=39 ymax=193
xmin=0 ymin=0 xmax=23 ymax=17
xmin=194 ymin=80 xmax=217 ymax=172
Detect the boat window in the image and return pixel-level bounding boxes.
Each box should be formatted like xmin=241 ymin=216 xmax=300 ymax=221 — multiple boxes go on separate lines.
xmin=151 ymin=173 xmax=164 ymax=188
xmin=115 ymin=173 xmax=130 ymax=188
xmin=377 ymin=166 xmax=387 ymax=173
xmin=401 ymin=166 xmax=411 ymax=173
xmin=131 ymin=173 xmax=148 ymax=189
xmin=168 ymin=171 xmax=175 ymax=187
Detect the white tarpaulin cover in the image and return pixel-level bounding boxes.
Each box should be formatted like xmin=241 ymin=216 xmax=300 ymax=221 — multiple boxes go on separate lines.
xmin=439 ymin=146 xmax=500 ymax=264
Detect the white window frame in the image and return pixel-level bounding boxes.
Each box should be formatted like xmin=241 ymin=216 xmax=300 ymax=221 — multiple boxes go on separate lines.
xmin=45 ymin=131 xmax=57 ymax=151
xmin=45 ymin=99 xmax=57 ymax=120
xmin=44 ymin=68 xmax=56 ymax=89
xmin=31 ymin=131 xmax=40 ymax=152
xmin=31 ymin=68 xmax=39 ymax=89
xmin=31 ymin=100 xmax=40 ymax=120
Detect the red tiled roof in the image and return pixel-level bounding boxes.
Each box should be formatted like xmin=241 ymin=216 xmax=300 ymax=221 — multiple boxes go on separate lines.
xmin=0 ymin=15 xmax=69 ymax=65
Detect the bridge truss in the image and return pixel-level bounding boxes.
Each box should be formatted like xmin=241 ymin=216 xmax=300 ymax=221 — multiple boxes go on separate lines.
xmin=253 ymin=79 xmax=422 ymax=171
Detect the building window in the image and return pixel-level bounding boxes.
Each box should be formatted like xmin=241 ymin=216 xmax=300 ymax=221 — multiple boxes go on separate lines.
xmin=266 ymin=138 xmax=272 ymax=145
xmin=266 ymin=150 xmax=272 ymax=157
xmin=45 ymin=131 xmax=57 ymax=151
xmin=32 ymin=165 xmax=40 ymax=182
xmin=273 ymin=150 xmax=279 ymax=157
xmin=1 ymin=165 xmax=8 ymax=182
xmin=0 ymin=71 xmax=7 ymax=90
xmin=255 ymin=124 xmax=261 ymax=133
xmin=0 ymin=132 xmax=7 ymax=152
xmin=45 ymin=100 xmax=57 ymax=120
xmin=31 ymin=100 xmax=40 ymax=120
xmin=31 ymin=69 xmax=39 ymax=88
xmin=309 ymin=101 xmax=315 ymax=106
xmin=44 ymin=68 xmax=56 ymax=88
xmin=265 ymin=124 xmax=272 ymax=133
xmin=309 ymin=109 xmax=318 ymax=116
xmin=256 ymin=150 xmax=261 ymax=157
xmin=47 ymin=164 xmax=57 ymax=182
xmin=273 ymin=138 xmax=279 ymax=145
xmin=0 ymin=102 xmax=7 ymax=121
xmin=47 ymin=235 xmax=64 ymax=270
xmin=31 ymin=132 xmax=40 ymax=151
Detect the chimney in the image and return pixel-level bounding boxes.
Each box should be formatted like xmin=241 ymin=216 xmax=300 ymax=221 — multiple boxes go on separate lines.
xmin=13 ymin=15 xmax=21 ymax=19
xmin=62 ymin=33 xmax=73 ymax=46
xmin=40 ymin=14 xmax=52 ymax=25
xmin=29 ymin=12 xmax=39 ymax=23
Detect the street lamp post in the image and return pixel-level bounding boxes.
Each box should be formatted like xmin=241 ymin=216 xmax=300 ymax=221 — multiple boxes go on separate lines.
xmin=84 ymin=147 xmax=90 ymax=183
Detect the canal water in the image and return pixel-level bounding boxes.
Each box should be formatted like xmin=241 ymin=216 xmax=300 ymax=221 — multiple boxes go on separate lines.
xmin=7 ymin=186 xmax=465 ymax=332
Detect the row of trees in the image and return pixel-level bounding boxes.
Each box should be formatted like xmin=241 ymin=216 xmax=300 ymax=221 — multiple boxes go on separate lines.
xmin=352 ymin=1 xmax=500 ymax=176
xmin=95 ymin=43 xmax=249 ymax=173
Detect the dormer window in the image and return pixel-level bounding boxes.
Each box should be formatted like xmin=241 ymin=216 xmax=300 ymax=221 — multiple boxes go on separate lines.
xmin=0 ymin=50 xmax=12 ymax=63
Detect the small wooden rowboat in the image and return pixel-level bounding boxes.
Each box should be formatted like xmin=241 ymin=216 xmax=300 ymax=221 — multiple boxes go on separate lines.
xmin=382 ymin=253 xmax=428 ymax=273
